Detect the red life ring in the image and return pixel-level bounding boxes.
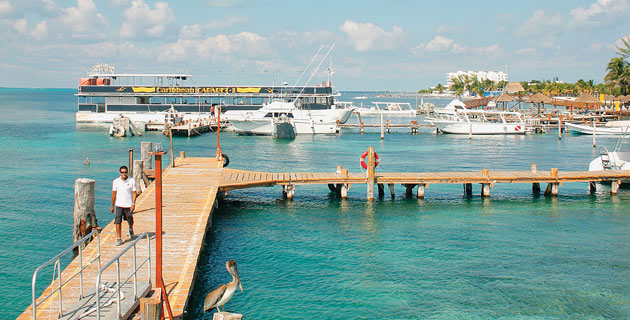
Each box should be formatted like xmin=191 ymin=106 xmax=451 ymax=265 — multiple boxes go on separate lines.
xmin=360 ymin=151 xmax=380 ymax=169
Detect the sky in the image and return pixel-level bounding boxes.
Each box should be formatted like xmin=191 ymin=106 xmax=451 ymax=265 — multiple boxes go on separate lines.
xmin=0 ymin=0 xmax=629 ymax=90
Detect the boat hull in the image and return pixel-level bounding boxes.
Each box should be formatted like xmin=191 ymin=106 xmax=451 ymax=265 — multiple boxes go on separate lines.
xmin=431 ymin=121 xmax=527 ymax=135
xmin=565 ymin=122 xmax=630 ymax=135
xmin=230 ymin=119 xmax=337 ymax=135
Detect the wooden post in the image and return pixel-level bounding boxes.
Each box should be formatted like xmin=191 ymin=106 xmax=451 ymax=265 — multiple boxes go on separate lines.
xmin=592 ymin=120 xmax=596 ymax=148
xmin=558 ymin=118 xmax=562 ymax=140
xmin=140 ymin=297 xmax=161 ymax=320
xmin=531 ymin=164 xmax=540 ymax=193
xmin=128 ymin=149 xmax=134 ymax=177
xmin=611 ymin=180 xmax=620 ymax=195
xmin=481 ymin=184 xmax=491 ymax=197
xmin=168 ymin=124 xmax=174 ymax=167
xmin=388 ymin=183 xmax=395 ymax=198
xmin=589 ymin=181 xmax=596 ymax=193
xmin=341 ymin=184 xmax=350 ymax=198
xmin=464 ymin=183 xmax=472 ymax=196
xmin=141 ymin=142 xmax=153 ymax=170
xmin=377 ymin=183 xmax=384 ymax=198
xmin=386 ymin=120 xmax=390 ymax=133
xmin=405 ymin=184 xmax=415 ymax=197
xmin=380 ymin=113 xmax=384 ymax=140
xmin=366 ymin=147 xmax=375 ymax=200
xmin=180 ymin=151 xmax=185 ymax=159
xmin=417 ymin=184 xmax=425 ymax=199
xmin=73 ymin=178 xmax=97 ymax=245
xmin=133 ymin=160 xmax=145 ymax=194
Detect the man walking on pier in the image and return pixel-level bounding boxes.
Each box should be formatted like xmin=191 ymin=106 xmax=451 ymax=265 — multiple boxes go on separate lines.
xmin=111 ymin=165 xmax=137 ymax=246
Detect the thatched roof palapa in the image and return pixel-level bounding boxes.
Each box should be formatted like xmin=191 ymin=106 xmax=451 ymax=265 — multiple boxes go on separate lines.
xmin=526 ymin=93 xmax=552 ymax=104
xmin=503 ymin=82 xmax=525 ymax=93
xmin=494 ymin=93 xmax=515 ymax=102
xmin=573 ymin=93 xmax=601 ymax=104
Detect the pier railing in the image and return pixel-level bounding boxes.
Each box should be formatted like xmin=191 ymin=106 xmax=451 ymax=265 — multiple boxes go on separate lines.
xmin=31 ymin=229 xmax=101 ymax=319
xmin=95 ymin=231 xmax=152 ymax=320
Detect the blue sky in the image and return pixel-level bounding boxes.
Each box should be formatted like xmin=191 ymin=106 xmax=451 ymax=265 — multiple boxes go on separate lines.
xmin=0 ymin=0 xmax=629 ymax=90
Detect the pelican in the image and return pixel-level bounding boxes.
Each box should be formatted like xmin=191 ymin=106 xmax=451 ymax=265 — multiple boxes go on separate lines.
xmin=204 ymin=260 xmax=243 ymax=313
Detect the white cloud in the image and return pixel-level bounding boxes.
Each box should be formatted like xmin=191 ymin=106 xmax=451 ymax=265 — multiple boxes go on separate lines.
xmin=120 ymin=0 xmax=175 ymax=38
xmin=569 ymin=0 xmax=630 ymax=27
xmin=436 ymin=25 xmax=464 ymax=34
xmin=278 ymin=30 xmax=337 ymax=48
xmin=158 ymin=31 xmax=273 ymax=62
xmin=179 ymin=16 xmax=248 ymax=39
xmin=58 ymin=0 xmax=108 ymax=38
xmin=411 ymin=36 xmax=503 ymax=56
xmin=0 ymin=0 xmax=12 ymax=15
xmin=340 ymin=20 xmax=405 ymax=52
xmin=515 ymin=47 xmax=539 ymax=55
xmin=205 ymin=0 xmax=246 ymax=7
xmin=13 ymin=18 xmax=27 ymax=33
xmin=514 ymin=9 xmax=562 ymax=38
xmin=30 ymin=21 xmax=47 ymax=40
xmin=108 ymin=0 xmax=129 ymax=7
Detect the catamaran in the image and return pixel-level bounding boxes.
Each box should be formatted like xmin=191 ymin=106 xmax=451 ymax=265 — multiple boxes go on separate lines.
xmin=425 ymin=99 xmax=528 ymax=134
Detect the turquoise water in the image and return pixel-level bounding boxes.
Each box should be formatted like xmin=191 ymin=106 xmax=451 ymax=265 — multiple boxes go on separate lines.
xmin=1 ymin=89 xmax=630 ymax=319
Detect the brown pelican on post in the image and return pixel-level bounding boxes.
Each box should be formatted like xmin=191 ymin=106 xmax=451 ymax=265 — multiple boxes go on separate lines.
xmin=204 ymin=260 xmax=243 ymax=313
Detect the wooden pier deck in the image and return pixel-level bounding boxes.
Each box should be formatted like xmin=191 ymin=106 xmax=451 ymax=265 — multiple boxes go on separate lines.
xmin=23 ymin=156 xmax=630 ymax=319
xmin=21 ymin=157 xmax=223 ymax=320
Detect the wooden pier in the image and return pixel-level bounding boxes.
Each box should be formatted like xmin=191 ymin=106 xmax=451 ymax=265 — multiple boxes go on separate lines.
xmin=21 ymin=156 xmax=223 ymax=320
xmin=23 ymin=154 xmax=630 ymax=319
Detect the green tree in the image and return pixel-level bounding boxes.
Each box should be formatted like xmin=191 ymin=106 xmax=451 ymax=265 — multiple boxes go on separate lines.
xmin=616 ymin=36 xmax=630 ymax=60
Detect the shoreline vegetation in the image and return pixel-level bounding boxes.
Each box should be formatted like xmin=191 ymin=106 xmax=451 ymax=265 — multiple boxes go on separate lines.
xmin=420 ymin=36 xmax=630 ymax=98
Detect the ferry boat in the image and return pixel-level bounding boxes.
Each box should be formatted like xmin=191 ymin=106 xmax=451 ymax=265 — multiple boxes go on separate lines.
xmin=426 ymin=99 xmax=527 ymax=135
xmin=75 ymin=64 xmax=343 ymax=125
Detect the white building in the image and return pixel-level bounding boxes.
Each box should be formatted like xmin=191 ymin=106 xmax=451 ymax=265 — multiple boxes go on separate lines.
xmin=446 ymin=70 xmax=508 ymax=87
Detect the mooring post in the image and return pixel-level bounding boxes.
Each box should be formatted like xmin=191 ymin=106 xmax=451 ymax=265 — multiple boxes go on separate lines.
xmin=341 ymin=184 xmax=350 ymax=198
xmin=133 ymin=160 xmax=145 ymax=194
xmin=405 ymin=184 xmax=415 ymax=197
xmin=141 ymin=142 xmax=153 ymax=170
xmin=366 ymin=147 xmax=375 ymax=200
xmin=611 ymin=180 xmax=620 ymax=195
xmin=128 ymin=149 xmax=134 ymax=177
xmin=73 ymin=178 xmax=97 ymax=247
xmin=589 ymin=181 xmax=597 ymax=193
xmin=464 ymin=183 xmax=472 ymax=196
xmin=386 ymin=119 xmax=390 ymax=134
xmin=558 ymin=118 xmax=562 ymax=140
xmin=377 ymin=183 xmax=384 ymax=198
xmin=531 ymin=164 xmax=540 ymax=194
xmin=283 ymin=185 xmax=295 ymax=200
xmin=550 ymin=168 xmax=559 ymax=196
xmin=380 ymin=113 xmax=384 ymax=139
xmin=481 ymin=169 xmax=490 ymax=197
xmin=180 ymin=151 xmax=185 ymax=159
xmin=388 ymin=183 xmax=395 ymax=198
xmin=592 ymin=120 xmax=597 ymax=148
xmin=417 ymin=184 xmax=426 ymax=199
xmin=168 ymin=125 xmax=174 ymax=167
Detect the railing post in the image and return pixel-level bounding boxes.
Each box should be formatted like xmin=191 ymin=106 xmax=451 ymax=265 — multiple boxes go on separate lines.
xmin=116 ymin=260 xmax=121 ymax=318
xmin=79 ymin=244 xmax=83 ymax=298
xmin=133 ymin=243 xmax=138 ymax=299
xmin=96 ymin=273 xmax=101 ymax=320
xmin=57 ymin=260 xmax=62 ymax=317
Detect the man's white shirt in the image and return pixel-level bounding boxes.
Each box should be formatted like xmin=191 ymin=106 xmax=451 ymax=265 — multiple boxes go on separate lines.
xmin=113 ymin=177 xmax=137 ymax=208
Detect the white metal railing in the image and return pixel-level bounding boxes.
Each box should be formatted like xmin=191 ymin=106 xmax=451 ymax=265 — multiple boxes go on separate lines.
xmin=31 ymin=229 xmax=101 ymax=319
xmin=95 ymin=232 xmax=152 ymax=320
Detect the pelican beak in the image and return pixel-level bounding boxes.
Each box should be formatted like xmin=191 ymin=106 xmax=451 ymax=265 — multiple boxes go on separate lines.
xmin=239 ymin=280 xmax=243 ymax=292
xmin=234 ymin=265 xmax=243 ymax=291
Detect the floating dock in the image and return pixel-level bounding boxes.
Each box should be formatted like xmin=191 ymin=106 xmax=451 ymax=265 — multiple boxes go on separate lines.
xmin=22 ymin=155 xmax=630 ymax=319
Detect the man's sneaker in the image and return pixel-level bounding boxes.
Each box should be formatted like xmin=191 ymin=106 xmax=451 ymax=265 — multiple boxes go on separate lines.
xmin=128 ymin=229 xmax=134 ymax=239
xmin=115 ymin=238 xmax=123 ymax=246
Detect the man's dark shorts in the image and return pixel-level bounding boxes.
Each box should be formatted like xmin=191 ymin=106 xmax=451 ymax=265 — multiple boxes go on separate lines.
xmin=115 ymin=207 xmax=133 ymax=224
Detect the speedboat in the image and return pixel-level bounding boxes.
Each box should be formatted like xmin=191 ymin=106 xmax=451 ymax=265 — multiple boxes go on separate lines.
xmin=355 ymin=102 xmax=417 ymax=117
xmin=565 ymin=121 xmax=630 ymax=135
xmin=225 ymin=100 xmax=353 ymax=135
xmin=425 ymin=99 xmax=527 ymax=134
xmin=589 ymin=129 xmax=630 ymax=183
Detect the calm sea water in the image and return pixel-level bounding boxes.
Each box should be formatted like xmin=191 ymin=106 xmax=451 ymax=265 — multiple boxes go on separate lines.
xmin=1 ymin=89 xmax=629 ymax=319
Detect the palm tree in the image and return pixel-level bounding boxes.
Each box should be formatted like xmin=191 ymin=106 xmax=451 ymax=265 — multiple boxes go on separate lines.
xmin=605 ymin=57 xmax=630 ymax=95
xmin=616 ymin=36 xmax=630 ymax=60
xmin=435 ymin=83 xmax=444 ymax=94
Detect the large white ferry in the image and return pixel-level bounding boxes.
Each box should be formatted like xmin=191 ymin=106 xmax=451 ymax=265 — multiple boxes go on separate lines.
xmin=75 ymin=64 xmax=343 ymax=125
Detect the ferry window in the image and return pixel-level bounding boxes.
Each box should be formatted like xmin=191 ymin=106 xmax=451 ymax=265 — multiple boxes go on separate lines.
xmin=316 ymin=97 xmax=326 ymax=104
xmin=251 ymin=97 xmax=263 ymax=105
xmin=150 ymin=97 xmax=163 ymax=104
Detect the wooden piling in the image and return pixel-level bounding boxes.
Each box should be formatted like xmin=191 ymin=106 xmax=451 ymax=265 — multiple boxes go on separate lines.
xmin=531 ymin=164 xmax=540 ymax=193
xmin=141 ymin=142 xmax=153 ymax=170
xmin=140 ymin=297 xmax=162 ymax=320
xmin=377 ymin=183 xmax=384 ymax=198
xmin=611 ymin=180 xmax=620 ymax=194
xmin=283 ymin=185 xmax=295 ymax=199
xmin=341 ymin=184 xmax=350 ymax=198
xmin=405 ymin=184 xmax=415 ymax=197
xmin=388 ymin=183 xmax=395 ymax=198
xmin=73 ymin=178 xmax=97 ymax=246
xmin=180 ymin=151 xmax=186 ymax=159
xmin=168 ymin=124 xmax=174 ymax=167
xmin=380 ymin=113 xmax=384 ymax=140
xmin=366 ymin=147 xmax=375 ymax=200
xmin=592 ymin=120 xmax=597 ymax=148
xmin=133 ymin=160 xmax=145 ymax=194
xmin=128 ymin=149 xmax=134 ymax=176
xmin=558 ymin=119 xmax=562 ymax=140
xmin=464 ymin=183 xmax=472 ymax=196
xmin=417 ymin=184 xmax=426 ymax=199
xmin=481 ymin=183 xmax=491 ymax=197
xmin=589 ymin=181 xmax=596 ymax=193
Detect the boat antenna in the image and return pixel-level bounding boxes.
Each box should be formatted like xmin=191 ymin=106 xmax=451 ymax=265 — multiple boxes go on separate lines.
xmin=293 ymin=45 xmax=324 ymax=87
xmin=296 ymin=43 xmax=335 ymax=101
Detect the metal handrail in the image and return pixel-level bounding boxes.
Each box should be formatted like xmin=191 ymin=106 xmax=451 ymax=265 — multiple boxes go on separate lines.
xmin=32 ymin=229 xmax=101 ymax=319
xmin=95 ymin=232 xmax=151 ymax=320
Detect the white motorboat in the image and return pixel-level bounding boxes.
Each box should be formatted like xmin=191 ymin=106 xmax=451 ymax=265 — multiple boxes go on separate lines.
xmin=425 ymin=99 xmax=527 ymax=134
xmin=356 ymin=102 xmax=417 ymax=117
xmin=589 ymin=129 xmax=630 ymax=183
xmin=225 ymin=100 xmax=354 ymax=135
xmin=565 ymin=121 xmax=630 ymax=135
